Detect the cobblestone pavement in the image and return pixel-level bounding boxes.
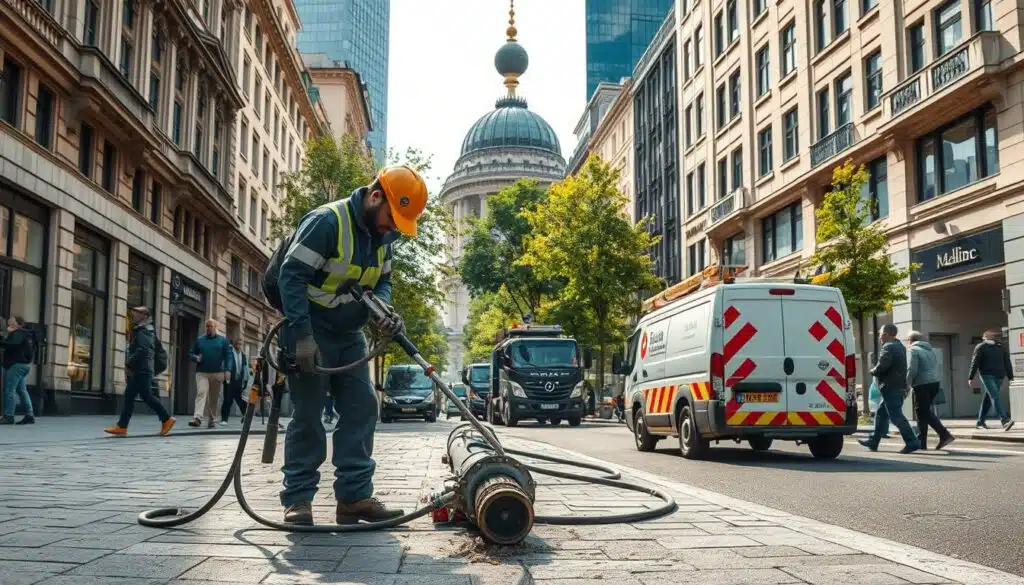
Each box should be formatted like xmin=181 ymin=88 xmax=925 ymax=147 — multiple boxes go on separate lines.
xmin=0 ymin=417 xmax=1021 ymax=585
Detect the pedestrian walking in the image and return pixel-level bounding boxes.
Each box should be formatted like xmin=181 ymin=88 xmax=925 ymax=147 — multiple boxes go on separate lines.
xmin=0 ymin=316 xmax=35 ymax=425
xmin=105 ymin=307 xmax=175 ymax=436
xmin=906 ymin=331 xmax=954 ymax=450
xmin=969 ymin=329 xmax=1015 ymax=431
xmin=323 ymin=396 xmax=335 ymax=425
xmin=859 ymin=324 xmax=921 ymax=454
xmin=220 ymin=339 xmax=250 ymax=424
xmin=189 ymin=319 xmax=231 ymax=429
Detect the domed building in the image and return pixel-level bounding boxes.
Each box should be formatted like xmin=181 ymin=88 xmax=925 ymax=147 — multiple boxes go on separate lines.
xmin=441 ymin=4 xmax=566 ymax=379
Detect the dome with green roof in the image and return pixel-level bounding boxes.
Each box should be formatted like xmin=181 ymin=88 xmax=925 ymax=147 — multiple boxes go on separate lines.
xmin=460 ymin=97 xmax=562 ymax=157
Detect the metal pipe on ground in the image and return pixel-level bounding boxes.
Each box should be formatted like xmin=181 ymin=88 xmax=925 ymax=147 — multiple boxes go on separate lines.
xmin=446 ymin=424 xmax=535 ymax=545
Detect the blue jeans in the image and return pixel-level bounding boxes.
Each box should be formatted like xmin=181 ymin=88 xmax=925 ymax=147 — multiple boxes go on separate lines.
xmin=117 ymin=373 xmax=170 ymax=428
xmin=280 ymin=328 xmax=377 ymax=506
xmin=3 ymin=363 xmax=33 ymax=417
xmin=324 ymin=396 xmax=335 ymax=418
xmin=977 ymin=375 xmax=1010 ymax=425
xmin=868 ymin=387 xmax=920 ymax=449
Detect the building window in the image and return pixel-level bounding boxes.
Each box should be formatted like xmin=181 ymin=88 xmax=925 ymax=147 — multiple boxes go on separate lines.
xmin=862 ymin=156 xmax=889 ymax=221
xmin=754 ymin=0 xmax=768 ymax=18
xmin=731 ymin=148 xmax=743 ymax=190
xmin=131 ymin=168 xmax=145 ymax=213
xmin=84 ymin=0 xmax=99 ymax=46
xmin=70 ymin=229 xmax=109 ymax=393
xmin=127 ymin=253 xmax=157 ymax=314
xmin=148 ymin=72 xmax=160 ymax=111
xmin=264 ymin=92 xmax=271 ymax=131
xmin=240 ymin=118 xmax=249 ymax=161
xmin=1 ymin=58 xmax=22 ymax=128
xmin=908 ymin=23 xmax=926 ymax=73
xmin=242 ymin=57 xmax=251 ymax=98
xmin=120 ymin=39 xmax=134 ymax=79
xmin=252 ymin=135 xmax=259 ymax=165
xmin=194 ymin=95 xmax=206 ymax=161
xmin=723 ymin=232 xmax=746 ymax=268
xmin=151 ymin=181 xmax=162 ymax=224
xmin=815 ymin=0 xmax=828 ymax=52
xmin=717 ymin=158 xmax=729 ymax=200
xmin=916 ymin=104 xmax=998 ymax=201
xmin=172 ymin=102 xmax=182 ymax=145
xmin=975 ymin=0 xmax=993 ymax=31
xmin=688 ymin=239 xmax=706 ymax=276
xmin=756 ymin=45 xmax=770 ymax=96
xmin=230 ymin=255 xmax=243 ymax=287
xmin=817 ymin=88 xmax=831 ymax=139
xmin=695 ymin=92 xmax=704 ymax=136
xmin=686 ymin=171 xmax=695 ymax=215
xmin=78 ymin=124 xmax=94 ymax=177
xmin=212 ymin=118 xmax=221 ymax=177
xmin=935 ymin=0 xmax=963 ymax=57
xmin=834 ymin=0 xmax=848 ymax=35
xmin=152 ymin=32 xmax=163 ymax=64
xmin=761 ymin=203 xmax=803 ymax=263
xmin=695 ymin=25 xmax=704 ymax=67
xmin=758 ymin=127 xmax=773 ymax=177
xmin=101 ymin=141 xmax=117 ymax=193
xmin=272 ymin=163 xmax=278 ymax=198
xmin=863 ymin=0 xmax=878 ymax=13
xmin=248 ymin=267 xmax=261 ymax=297
xmin=683 ymin=40 xmax=691 ymax=79
xmin=835 ymin=72 xmax=853 ymax=128
xmin=729 ymin=70 xmax=741 ymax=119
xmin=781 ymin=23 xmax=796 ymax=77
xmin=697 ymin=163 xmax=706 ymax=208
xmin=260 ymin=205 xmax=268 ymax=242
xmin=237 ymin=179 xmax=247 ymax=220
xmin=784 ymin=108 xmax=799 ymax=160
xmin=865 ymin=52 xmax=882 ymax=111
xmin=255 ymin=24 xmax=263 ymax=56
xmin=249 ymin=192 xmax=257 ymax=229
xmin=684 ymin=105 xmax=693 ymax=147
xmin=727 ymin=0 xmax=739 ymax=42
xmin=31 ymin=84 xmax=55 ymax=150
xmin=262 ymin=147 xmax=270 ymax=186
xmin=716 ymin=84 xmax=727 ymax=129
xmin=715 ymin=12 xmax=725 ymax=56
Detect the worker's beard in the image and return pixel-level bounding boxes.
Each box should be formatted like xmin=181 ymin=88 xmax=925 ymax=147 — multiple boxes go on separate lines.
xmin=362 ymin=199 xmax=388 ymax=235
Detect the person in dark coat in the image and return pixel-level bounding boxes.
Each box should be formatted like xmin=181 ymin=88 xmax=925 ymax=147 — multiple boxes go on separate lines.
xmin=969 ymin=329 xmax=1015 ymax=431
xmin=220 ymin=339 xmax=251 ymax=423
xmin=859 ymin=324 xmax=921 ymax=454
xmin=1 ymin=315 xmax=35 ymax=425
xmin=105 ymin=307 xmax=175 ymax=436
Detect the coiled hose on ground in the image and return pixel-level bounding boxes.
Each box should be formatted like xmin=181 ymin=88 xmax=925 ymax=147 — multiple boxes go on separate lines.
xmin=138 ymin=287 xmax=677 ymax=533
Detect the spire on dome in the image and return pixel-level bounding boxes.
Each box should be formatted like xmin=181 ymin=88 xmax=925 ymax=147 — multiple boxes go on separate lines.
xmin=494 ymin=0 xmax=529 ymax=97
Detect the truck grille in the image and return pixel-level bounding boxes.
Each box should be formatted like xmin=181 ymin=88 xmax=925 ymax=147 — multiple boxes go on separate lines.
xmin=522 ymin=381 xmax=573 ymax=401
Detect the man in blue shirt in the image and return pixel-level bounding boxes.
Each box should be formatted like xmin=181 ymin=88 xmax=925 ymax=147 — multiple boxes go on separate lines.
xmin=277 ymin=166 xmax=427 ymax=526
xmin=189 ymin=319 xmax=231 ymax=429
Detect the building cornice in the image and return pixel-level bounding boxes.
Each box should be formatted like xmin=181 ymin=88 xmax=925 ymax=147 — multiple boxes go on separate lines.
xmin=308 ymin=67 xmax=373 ymax=131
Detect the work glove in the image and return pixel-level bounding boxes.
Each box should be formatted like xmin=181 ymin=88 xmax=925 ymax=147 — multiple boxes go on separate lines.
xmin=295 ymin=334 xmax=319 ymax=374
xmin=378 ymin=312 xmax=405 ymax=338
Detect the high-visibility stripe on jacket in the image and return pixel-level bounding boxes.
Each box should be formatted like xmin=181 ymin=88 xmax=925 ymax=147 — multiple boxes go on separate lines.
xmin=306 ymin=199 xmax=386 ymax=309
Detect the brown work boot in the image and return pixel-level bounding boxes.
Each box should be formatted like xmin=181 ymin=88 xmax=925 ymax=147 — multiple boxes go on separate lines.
xmin=336 ymin=497 xmax=404 ymax=524
xmin=283 ymin=501 xmax=313 ymax=525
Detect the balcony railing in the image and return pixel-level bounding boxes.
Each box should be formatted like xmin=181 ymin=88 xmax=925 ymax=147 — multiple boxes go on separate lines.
xmin=709 ymin=188 xmax=748 ymax=225
xmin=885 ymin=32 xmax=1002 ymax=122
xmin=7 ymin=0 xmax=64 ymax=49
xmin=810 ymin=123 xmax=855 ymax=168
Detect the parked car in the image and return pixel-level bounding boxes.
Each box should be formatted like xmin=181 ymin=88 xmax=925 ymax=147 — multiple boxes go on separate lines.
xmin=445 ymin=384 xmax=469 ymax=419
xmin=380 ymin=364 xmax=438 ymax=423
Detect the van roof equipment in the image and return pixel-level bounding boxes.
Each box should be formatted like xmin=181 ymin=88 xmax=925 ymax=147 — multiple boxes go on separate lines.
xmin=640 ymin=264 xmax=831 ymax=314
xmin=498 ymin=324 xmax=566 ymax=341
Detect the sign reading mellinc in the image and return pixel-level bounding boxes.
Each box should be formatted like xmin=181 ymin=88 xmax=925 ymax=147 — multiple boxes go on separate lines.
xmin=170 ymin=272 xmax=208 ymax=316
xmin=910 ymin=226 xmax=1004 ymax=284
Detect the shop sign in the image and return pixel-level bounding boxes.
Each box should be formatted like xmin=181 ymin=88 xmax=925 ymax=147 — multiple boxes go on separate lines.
xmin=910 ymin=226 xmax=1003 ymax=284
xmin=170 ymin=271 xmax=208 ymax=315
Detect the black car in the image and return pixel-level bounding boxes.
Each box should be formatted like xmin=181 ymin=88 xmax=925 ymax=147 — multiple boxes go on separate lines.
xmin=462 ymin=363 xmax=491 ymax=419
xmin=380 ymin=365 xmax=437 ymax=423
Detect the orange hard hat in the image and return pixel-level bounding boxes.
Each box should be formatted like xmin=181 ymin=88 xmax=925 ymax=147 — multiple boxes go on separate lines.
xmin=377 ymin=165 xmax=427 ymax=237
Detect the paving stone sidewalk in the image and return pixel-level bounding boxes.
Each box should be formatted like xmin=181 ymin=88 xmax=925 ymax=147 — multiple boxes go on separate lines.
xmin=0 ymin=418 xmax=1020 ymax=585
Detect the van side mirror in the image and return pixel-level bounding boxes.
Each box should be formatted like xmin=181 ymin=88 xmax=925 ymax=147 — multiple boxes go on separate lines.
xmin=584 ymin=348 xmax=593 ymax=369
xmin=612 ymin=353 xmax=623 ymax=375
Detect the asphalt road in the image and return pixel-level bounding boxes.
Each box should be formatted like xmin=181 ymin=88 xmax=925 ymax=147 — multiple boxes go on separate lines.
xmin=496 ymin=418 xmax=1024 ymax=577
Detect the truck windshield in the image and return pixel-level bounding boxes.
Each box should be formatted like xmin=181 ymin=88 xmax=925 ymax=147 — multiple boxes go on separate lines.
xmin=509 ymin=340 xmax=579 ymax=368
xmin=452 ymin=385 xmax=467 ymax=398
xmin=469 ymin=367 xmax=489 ymax=384
xmin=385 ymin=369 xmax=433 ymax=396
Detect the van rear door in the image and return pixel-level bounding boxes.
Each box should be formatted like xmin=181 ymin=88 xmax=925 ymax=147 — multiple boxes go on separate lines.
xmin=780 ymin=287 xmax=850 ymax=427
xmin=719 ymin=287 xmax=788 ymax=427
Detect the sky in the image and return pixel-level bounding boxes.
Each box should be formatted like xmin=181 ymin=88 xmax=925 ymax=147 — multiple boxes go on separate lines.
xmin=387 ymin=0 xmax=587 ymax=194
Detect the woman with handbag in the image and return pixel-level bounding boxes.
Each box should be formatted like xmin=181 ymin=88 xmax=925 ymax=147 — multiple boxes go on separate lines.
xmin=906 ymin=331 xmax=954 ymax=450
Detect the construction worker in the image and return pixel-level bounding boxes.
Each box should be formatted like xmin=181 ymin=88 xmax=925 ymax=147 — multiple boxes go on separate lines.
xmin=275 ymin=165 xmax=427 ymax=526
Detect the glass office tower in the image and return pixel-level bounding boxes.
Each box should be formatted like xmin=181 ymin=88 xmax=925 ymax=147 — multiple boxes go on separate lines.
xmin=294 ymin=0 xmax=389 ymax=162
xmin=585 ymin=0 xmax=673 ymax=100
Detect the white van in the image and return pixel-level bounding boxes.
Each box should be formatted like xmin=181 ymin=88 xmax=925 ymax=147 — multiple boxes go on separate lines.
xmin=613 ymin=275 xmax=858 ymax=460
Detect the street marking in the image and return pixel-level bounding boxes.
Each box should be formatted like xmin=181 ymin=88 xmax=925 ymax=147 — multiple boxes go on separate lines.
xmin=843 ymin=440 xmax=1024 ymax=456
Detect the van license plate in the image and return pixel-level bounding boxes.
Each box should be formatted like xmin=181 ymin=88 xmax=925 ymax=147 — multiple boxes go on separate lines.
xmin=401 ymin=408 xmax=416 ymax=413
xmin=540 ymin=403 xmax=559 ymax=410
xmin=738 ymin=392 xmax=779 ymax=404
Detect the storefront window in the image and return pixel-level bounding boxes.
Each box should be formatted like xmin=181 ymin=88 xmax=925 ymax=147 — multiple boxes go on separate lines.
xmin=723 ymin=233 xmax=746 ymax=268
xmin=11 ymin=213 xmax=44 ymax=268
xmin=68 ymin=229 xmax=109 ymax=393
xmin=761 ymin=203 xmax=803 ymax=263
xmin=127 ymin=254 xmax=158 ymax=313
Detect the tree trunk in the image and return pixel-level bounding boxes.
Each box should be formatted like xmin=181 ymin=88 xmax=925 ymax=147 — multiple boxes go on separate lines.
xmin=597 ymin=320 xmax=606 ymax=390
xmin=857 ymin=312 xmax=870 ymax=418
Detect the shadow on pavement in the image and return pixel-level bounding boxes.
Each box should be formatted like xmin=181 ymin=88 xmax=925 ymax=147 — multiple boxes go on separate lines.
xmin=652 ymin=445 xmax=970 ymax=472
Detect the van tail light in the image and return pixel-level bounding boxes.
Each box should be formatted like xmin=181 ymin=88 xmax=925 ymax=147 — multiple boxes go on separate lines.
xmin=710 ymin=352 xmax=724 ymax=400
xmin=769 ymin=288 xmax=795 ymax=295
xmin=845 ymin=354 xmax=857 ymax=405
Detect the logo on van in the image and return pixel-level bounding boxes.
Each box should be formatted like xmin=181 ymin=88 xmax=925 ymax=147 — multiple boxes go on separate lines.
xmin=640 ymin=332 xmax=649 ymax=359
xmin=818 ymin=360 xmax=830 ymax=371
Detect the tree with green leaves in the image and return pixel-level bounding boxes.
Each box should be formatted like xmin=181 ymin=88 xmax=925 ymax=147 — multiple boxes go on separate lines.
xmin=519 ymin=155 xmax=662 ymax=388
xmin=462 ymin=290 xmax=520 ymax=364
xmin=811 ymin=160 xmax=918 ymax=415
xmin=273 ymin=134 xmax=452 ymax=373
xmin=458 ymin=180 xmax=558 ymax=319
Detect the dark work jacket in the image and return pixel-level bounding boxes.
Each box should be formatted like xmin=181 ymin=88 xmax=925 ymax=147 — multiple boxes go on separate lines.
xmin=871 ymin=339 xmax=908 ymax=393
xmin=127 ymin=320 xmax=156 ymax=376
xmin=2 ymin=329 xmax=33 ymax=368
xmin=969 ymin=340 xmax=1014 ymax=380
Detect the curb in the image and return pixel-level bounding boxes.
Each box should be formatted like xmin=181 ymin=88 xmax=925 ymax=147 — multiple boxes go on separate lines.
xmin=854 ymin=428 xmax=1024 ymax=444
xmin=509 ymin=436 xmax=1024 ymax=585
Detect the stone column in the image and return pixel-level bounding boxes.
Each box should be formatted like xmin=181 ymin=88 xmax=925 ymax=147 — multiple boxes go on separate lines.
xmin=887 ymin=245 xmax=919 ymax=419
xmin=106 ymin=0 xmax=124 ymax=66
xmin=43 ymin=208 xmax=75 ymax=413
xmin=1003 ymin=214 xmax=1024 ymax=419
xmin=109 ymin=240 xmax=130 ymax=397
xmin=157 ymin=265 xmax=173 ymax=399
xmin=138 ymin=3 xmax=154 ymax=102
xmin=184 ymin=67 xmax=199 ymax=157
